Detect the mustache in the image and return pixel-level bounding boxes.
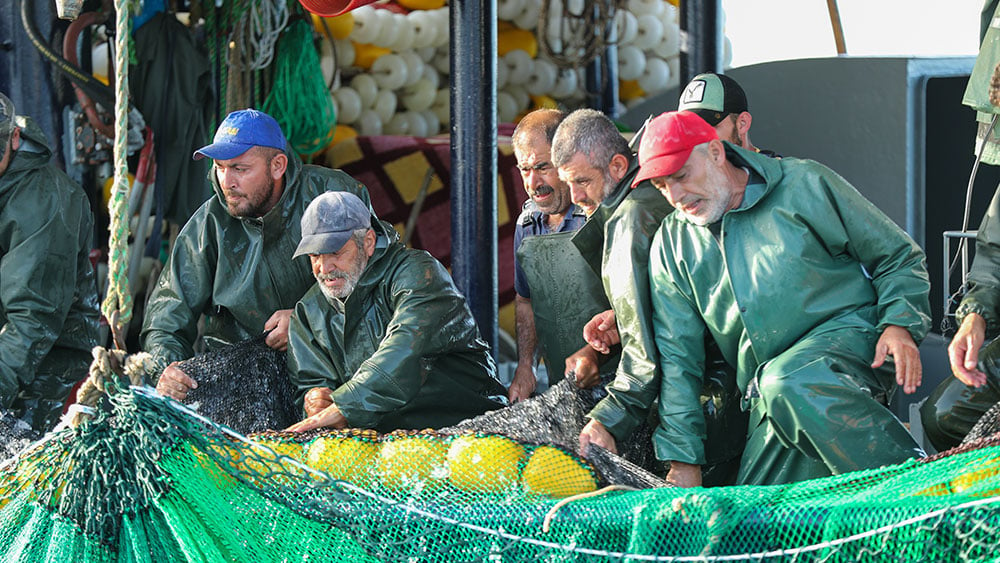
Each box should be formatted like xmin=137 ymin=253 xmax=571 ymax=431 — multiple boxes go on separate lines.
xmin=317 ymin=272 xmax=349 ymax=281
xmin=532 ymin=184 xmax=554 ymax=196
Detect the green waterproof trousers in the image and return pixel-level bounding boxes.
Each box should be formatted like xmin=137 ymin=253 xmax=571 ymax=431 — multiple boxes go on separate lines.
xmin=920 ymin=337 xmax=1000 ymax=452
xmin=737 ymin=326 xmax=924 ymax=485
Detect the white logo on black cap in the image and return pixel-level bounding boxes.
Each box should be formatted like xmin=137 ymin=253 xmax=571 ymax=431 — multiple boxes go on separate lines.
xmin=681 ymin=80 xmax=707 ymax=105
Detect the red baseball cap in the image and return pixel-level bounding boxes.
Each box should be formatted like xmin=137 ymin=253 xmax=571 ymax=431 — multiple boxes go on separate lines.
xmin=632 ymin=111 xmax=719 ymax=188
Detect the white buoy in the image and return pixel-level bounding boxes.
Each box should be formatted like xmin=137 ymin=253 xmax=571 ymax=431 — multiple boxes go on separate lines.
xmin=617 ymin=45 xmax=646 ymax=82
xmin=357 ymin=109 xmax=384 ymax=136
xmin=503 ymin=83 xmax=531 ymax=114
xmin=421 ymin=64 xmax=441 ymax=89
xmin=405 ymin=111 xmax=429 ymax=138
xmin=420 ymin=109 xmax=441 ymax=136
xmin=432 ymin=88 xmax=451 ymax=127
xmin=372 ymin=53 xmax=409 ymax=91
xmin=667 ymin=55 xmax=681 ymax=89
xmin=627 ymin=0 xmax=662 ymax=16
xmin=549 ymin=67 xmax=578 ymax=99
xmin=498 ymin=0 xmax=524 ymax=22
xmin=387 ymin=13 xmax=416 ymax=52
xmin=400 ymin=52 xmax=426 ymax=86
xmin=373 ymin=89 xmax=398 ymax=124
xmin=638 ymin=56 xmax=669 ymax=93
xmin=496 ymin=57 xmax=510 ymax=89
xmin=351 ymin=74 xmax=379 ymax=108
xmin=513 ymin=0 xmax=540 ymax=31
xmin=526 ymin=58 xmax=556 ymax=96
xmin=401 ymin=78 xmax=437 ymax=112
xmin=653 ymin=21 xmax=679 ymax=59
xmin=616 ymin=10 xmax=638 ymax=46
xmin=503 ymin=49 xmax=534 ymax=86
xmin=350 ymin=6 xmax=382 ymax=45
xmin=333 ymin=39 xmax=355 ymax=68
xmin=408 ymin=11 xmax=435 ymax=50
xmin=634 ymin=14 xmax=664 ymax=51
xmin=385 ymin=112 xmax=412 ymax=136
xmin=498 ymin=91 xmax=519 ymax=124
xmin=433 ymin=44 xmax=451 ymax=75
xmin=372 ymin=8 xmax=398 ymax=48
xmin=334 ymin=87 xmax=363 ymax=124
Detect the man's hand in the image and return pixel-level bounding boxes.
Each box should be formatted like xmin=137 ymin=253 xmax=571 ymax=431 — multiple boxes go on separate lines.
xmin=565 ymin=345 xmax=601 ymax=389
xmin=666 ymin=461 xmax=702 ymax=488
xmin=507 ymin=364 xmax=537 ymax=403
xmin=304 ymin=386 xmax=334 ymax=417
xmin=579 ymin=419 xmax=618 ymax=456
xmin=264 ymin=309 xmax=294 ymax=351
xmin=583 ymin=309 xmax=619 ymax=354
xmin=286 ymin=402 xmax=348 ymax=432
xmin=948 ymin=312 xmax=988 ymax=387
xmin=156 ymin=362 xmax=197 ymax=400
xmin=872 ymin=324 xmax=922 ymax=395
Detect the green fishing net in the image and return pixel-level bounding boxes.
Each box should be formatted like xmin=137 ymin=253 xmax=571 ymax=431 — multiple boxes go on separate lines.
xmin=2 ymin=380 xmax=1000 ymax=562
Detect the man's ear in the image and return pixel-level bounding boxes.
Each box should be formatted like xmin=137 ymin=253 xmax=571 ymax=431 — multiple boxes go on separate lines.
xmin=363 ymin=228 xmax=376 ymax=257
xmin=270 ymin=152 xmax=288 ymax=179
xmin=736 ymin=111 xmax=752 ymax=136
xmin=609 ymin=153 xmax=630 ymax=183
xmin=707 ymin=138 xmax=727 ymax=163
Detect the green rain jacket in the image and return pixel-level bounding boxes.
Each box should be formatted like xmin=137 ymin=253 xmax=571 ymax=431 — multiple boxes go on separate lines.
xmin=0 ymin=116 xmax=99 ymax=407
xmin=592 ymin=144 xmax=931 ymax=464
xmin=572 ymin=159 xmax=673 ymax=437
xmin=287 ymin=240 xmax=506 ymax=431
xmin=141 ymin=144 xmax=384 ymax=372
xmin=957 ymin=185 xmax=1000 ymax=333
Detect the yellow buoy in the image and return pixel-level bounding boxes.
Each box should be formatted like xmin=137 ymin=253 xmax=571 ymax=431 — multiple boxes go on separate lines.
xmin=498 ymin=29 xmax=538 ymax=58
xmin=352 ymin=42 xmax=393 ymax=69
xmin=447 ymin=434 xmax=526 ymax=493
xmin=397 ymin=0 xmax=446 ymax=9
xmin=521 ymin=445 xmax=597 ymax=498
xmin=376 ymin=435 xmax=448 ymax=491
xmin=311 ymin=12 xmax=355 ymax=40
xmin=306 ymin=432 xmax=379 ymax=487
xmin=619 ymin=79 xmax=646 ymax=101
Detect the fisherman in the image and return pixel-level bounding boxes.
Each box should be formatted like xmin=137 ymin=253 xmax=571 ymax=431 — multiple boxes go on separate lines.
xmin=580 ymin=111 xmax=931 ymax=487
xmin=921 ymin=183 xmax=1000 ymax=450
xmin=146 ymin=108 xmax=390 ymax=400
xmin=285 ymin=191 xmax=507 ymax=432
xmin=508 ymin=109 xmax=589 ymax=402
xmin=678 ymin=72 xmax=778 ymax=157
xmin=553 ymin=109 xmax=746 ymax=484
xmin=0 ymin=92 xmax=100 ymax=432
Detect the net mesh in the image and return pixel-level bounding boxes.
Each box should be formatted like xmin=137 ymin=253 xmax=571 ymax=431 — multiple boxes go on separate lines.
xmin=3 ymin=382 xmax=1000 ymax=562
xmin=175 ymin=333 xmax=297 ymax=434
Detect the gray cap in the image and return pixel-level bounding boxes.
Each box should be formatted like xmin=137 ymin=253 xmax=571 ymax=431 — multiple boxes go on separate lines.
xmin=294 ymin=191 xmax=372 ymax=258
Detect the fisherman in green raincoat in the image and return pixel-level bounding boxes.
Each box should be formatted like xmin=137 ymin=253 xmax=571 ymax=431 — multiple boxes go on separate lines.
xmin=0 ymin=93 xmax=100 ymax=432
xmin=284 ymin=192 xmax=506 ymax=432
xmin=581 ymin=111 xmax=931 ymax=487
xmin=145 ymin=108 xmax=389 ymax=400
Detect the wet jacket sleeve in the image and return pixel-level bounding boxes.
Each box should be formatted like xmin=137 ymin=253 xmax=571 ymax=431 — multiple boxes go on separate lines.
xmin=140 ymin=213 xmax=217 ymax=373
xmin=330 ymin=254 xmax=477 ymax=428
xmin=811 ymin=170 xmax=931 ymax=342
xmin=587 ymin=190 xmax=669 ymax=441
xmin=0 ymin=187 xmax=83 ymax=404
xmin=958 ymin=185 xmax=1000 ymax=335
xmin=645 ymin=229 xmax=709 ymax=464
xmin=286 ymin=298 xmax=345 ymax=410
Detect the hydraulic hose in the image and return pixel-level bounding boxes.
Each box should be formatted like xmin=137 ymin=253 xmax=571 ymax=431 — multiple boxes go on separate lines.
xmin=19 ymin=0 xmax=115 ymax=111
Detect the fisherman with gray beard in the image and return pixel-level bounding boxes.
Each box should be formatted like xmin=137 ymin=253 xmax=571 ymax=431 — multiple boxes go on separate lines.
xmin=284 ymin=191 xmax=507 ymax=433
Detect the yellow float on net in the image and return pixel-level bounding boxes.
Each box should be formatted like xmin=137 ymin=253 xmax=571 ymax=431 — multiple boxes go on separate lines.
xmin=521 ymin=445 xmax=597 ymax=498
xmin=619 ymin=79 xmax=646 ymax=102
xmin=376 ymin=433 xmax=448 ymax=492
xmin=306 ymin=430 xmax=379 ymax=487
xmin=447 ymin=434 xmax=526 ymax=493
xmin=311 ymin=12 xmax=355 ymax=40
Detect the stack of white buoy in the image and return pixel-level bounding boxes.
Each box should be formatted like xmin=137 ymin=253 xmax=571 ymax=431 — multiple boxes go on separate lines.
xmin=313 ymin=0 xmax=731 ymax=145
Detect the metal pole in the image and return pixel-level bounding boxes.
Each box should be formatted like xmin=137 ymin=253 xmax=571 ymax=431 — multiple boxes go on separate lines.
xmin=679 ymin=0 xmax=723 ymax=85
xmin=450 ymin=0 xmax=499 ymax=356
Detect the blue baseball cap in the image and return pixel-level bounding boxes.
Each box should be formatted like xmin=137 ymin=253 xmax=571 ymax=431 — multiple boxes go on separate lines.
xmin=193 ymin=108 xmax=287 ymax=161
xmin=294 ymin=191 xmax=372 ymax=258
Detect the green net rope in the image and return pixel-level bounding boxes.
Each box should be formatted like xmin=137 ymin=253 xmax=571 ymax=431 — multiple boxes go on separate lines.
xmin=5 ymin=384 xmax=1000 ymax=562
xmin=262 ymin=20 xmax=336 ymax=160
